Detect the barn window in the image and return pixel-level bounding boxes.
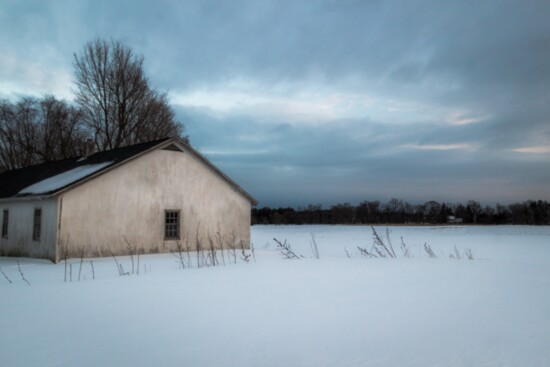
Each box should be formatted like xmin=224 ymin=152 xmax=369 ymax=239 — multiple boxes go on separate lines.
xmin=164 ymin=210 xmax=180 ymax=240
xmin=33 ymin=208 xmax=42 ymax=241
xmin=1 ymin=210 xmax=8 ymax=238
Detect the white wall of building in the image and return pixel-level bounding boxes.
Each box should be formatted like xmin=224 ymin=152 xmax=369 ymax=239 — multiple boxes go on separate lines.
xmin=0 ymin=198 xmax=57 ymax=261
xmin=58 ymin=146 xmax=252 ymax=259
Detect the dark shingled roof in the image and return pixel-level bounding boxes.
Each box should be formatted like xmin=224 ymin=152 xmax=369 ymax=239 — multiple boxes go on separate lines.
xmin=0 ymin=138 xmax=170 ymax=199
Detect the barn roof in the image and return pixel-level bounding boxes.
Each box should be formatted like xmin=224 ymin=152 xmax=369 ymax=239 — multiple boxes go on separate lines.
xmin=0 ymin=138 xmax=257 ymax=205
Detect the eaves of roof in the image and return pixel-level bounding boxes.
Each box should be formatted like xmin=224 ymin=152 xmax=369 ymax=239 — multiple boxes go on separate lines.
xmin=0 ymin=137 xmax=258 ymax=206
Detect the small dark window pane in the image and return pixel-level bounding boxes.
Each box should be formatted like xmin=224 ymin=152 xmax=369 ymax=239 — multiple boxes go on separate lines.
xmin=164 ymin=210 xmax=180 ymax=240
xmin=33 ymin=208 xmax=42 ymax=241
xmin=1 ymin=210 xmax=8 ymax=238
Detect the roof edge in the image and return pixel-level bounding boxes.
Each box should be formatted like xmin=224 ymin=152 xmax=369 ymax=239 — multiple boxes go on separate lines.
xmin=51 ymin=138 xmax=173 ymax=197
xmin=0 ymin=195 xmax=54 ymax=203
xmin=170 ymin=138 xmax=259 ymax=206
xmin=48 ymin=137 xmax=258 ymax=205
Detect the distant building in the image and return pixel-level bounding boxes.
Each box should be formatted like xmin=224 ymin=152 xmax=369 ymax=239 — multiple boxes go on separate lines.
xmin=0 ymin=138 xmax=257 ymax=262
xmin=447 ymin=215 xmax=463 ymax=224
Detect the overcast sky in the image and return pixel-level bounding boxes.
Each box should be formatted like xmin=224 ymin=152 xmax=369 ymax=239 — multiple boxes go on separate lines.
xmin=1 ymin=0 xmax=549 ymax=207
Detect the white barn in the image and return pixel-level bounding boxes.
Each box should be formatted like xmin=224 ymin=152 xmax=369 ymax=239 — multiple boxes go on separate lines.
xmin=0 ymin=138 xmax=257 ymax=262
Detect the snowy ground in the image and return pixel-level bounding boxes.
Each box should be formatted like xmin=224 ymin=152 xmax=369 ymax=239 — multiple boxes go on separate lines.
xmin=1 ymin=225 xmax=549 ymax=367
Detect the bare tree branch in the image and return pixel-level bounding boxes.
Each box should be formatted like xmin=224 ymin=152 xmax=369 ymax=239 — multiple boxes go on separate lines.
xmin=73 ymin=39 xmax=185 ymax=150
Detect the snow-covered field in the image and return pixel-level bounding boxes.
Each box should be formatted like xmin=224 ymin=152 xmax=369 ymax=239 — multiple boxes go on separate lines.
xmin=1 ymin=225 xmax=549 ymax=367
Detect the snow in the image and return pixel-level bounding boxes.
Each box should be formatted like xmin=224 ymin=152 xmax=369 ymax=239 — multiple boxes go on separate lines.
xmin=1 ymin=225 xmax=549 ymax=366
xmin=18 ymin=162 xmax=113 ymax=195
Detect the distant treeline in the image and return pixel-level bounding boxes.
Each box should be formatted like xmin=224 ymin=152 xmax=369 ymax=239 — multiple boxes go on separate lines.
xmin=252 ymin=199 xmax=550 ymax=225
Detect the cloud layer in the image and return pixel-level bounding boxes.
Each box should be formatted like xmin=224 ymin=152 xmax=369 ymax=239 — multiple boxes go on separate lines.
xmin=1 ymin=0 xmax=549 ymax=206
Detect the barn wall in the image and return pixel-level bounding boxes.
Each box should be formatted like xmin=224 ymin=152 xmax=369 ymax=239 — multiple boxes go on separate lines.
xmin=0 ymin=198 xmax=58 ymax=261
xmin=58 ymin=148 xmax=252 ymax=258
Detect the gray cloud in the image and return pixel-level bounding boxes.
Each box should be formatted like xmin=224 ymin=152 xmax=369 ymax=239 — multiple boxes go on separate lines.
xmin=1 ymin=0 xmax=549 ymax=206
xmin=179 ymin=106 xmax=549 ymax=206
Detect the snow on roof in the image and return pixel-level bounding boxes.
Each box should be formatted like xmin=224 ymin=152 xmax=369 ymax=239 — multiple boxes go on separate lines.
xmin=18 ymin=162 xmax=114 ymax=195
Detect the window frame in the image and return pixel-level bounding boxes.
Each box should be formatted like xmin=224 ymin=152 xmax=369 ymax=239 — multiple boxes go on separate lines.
xmin=33 ymin=208 xmax=42 ymax=241
xmin=1 ymin=209 xmax=8 ymax=238
xmin=164 ymin=209 xmax=181 ymax=240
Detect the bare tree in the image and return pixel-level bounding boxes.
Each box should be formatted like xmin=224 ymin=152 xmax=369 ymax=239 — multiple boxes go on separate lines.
xmin=467 ymin=200 xmax=482 ymax=224
xmin=0 ymin=98 xmax=40 ymax=169
xmin=73 ymin=39 xmax=184 ymax=151
xmin=0 ymin=96 xmax=85 ymax=170
xmin=37 ymin=96 xmax=85 ymax=162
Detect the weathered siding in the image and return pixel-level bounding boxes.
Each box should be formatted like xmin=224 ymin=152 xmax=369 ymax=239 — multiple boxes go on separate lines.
xmin=58 ymin=148 xmax=252 ymax=258
xmin=0 ymin=198 xmax=57 ymax=261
